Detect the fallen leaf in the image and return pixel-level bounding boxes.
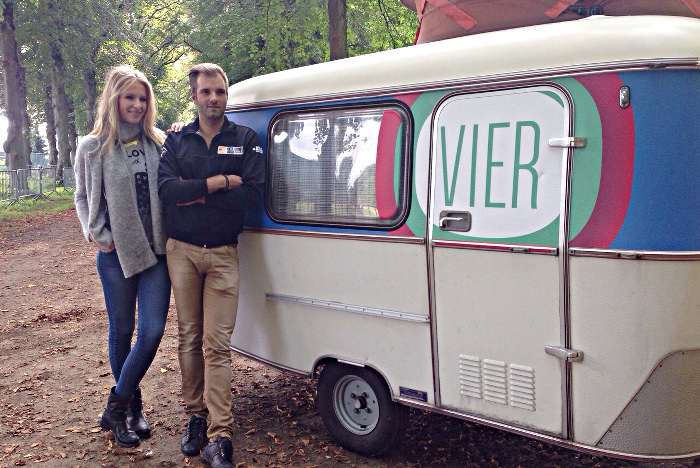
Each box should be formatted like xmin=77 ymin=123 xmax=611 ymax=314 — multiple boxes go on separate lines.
xmin=3 ymin=444 xmax=18 ymax=454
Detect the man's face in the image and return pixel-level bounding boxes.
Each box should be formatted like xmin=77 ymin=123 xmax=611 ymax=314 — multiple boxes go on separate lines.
xmin=191 ymin=74 xmax=227 ymax=121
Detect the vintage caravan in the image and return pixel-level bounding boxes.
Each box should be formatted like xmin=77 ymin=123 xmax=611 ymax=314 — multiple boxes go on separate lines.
xmin=224 ymin=9 xmax=700 ymax=461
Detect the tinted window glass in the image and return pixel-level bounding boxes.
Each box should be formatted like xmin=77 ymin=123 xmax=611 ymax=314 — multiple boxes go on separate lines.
xmin=267 ymin=104 xmax=410 ymax=229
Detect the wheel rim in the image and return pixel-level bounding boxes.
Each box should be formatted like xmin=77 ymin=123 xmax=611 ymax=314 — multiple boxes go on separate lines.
xmin=332 ymin=374 xmax=380 ymax=435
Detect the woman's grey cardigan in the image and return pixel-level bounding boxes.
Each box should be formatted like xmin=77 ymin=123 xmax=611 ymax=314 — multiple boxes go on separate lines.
xmin=74 ymin=134 xmax=167 ymax=278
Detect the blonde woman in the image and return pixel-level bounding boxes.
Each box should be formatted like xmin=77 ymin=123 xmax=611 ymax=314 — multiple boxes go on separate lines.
xmin=74 ymin=65 xmax=170 ymax=448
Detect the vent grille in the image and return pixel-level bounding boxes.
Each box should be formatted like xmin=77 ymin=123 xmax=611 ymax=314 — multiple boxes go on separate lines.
xmin=483 ymin=359 xmax=508 ymax=404
xmin=458 ymin=354 xmax=536 ymax=411
xmin=509 ymin=363 xmax=536 ymax=411
xmin=459 ymin=355 xmax=482 ymax=398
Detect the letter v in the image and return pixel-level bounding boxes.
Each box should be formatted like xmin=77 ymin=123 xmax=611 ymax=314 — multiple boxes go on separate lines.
xmin=441 ymin=125 xmax=465 ymax=207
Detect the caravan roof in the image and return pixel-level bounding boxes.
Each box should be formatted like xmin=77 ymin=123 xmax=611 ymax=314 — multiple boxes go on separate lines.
xmin=227 ymin=15 xmax=700 ymax=109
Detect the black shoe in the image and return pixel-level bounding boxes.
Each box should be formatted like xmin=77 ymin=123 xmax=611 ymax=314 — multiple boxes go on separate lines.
xmin=181 ymin=415 xmax=208 ymax=456
xmin=100 ymin=387 xmax=140 ymax=448
xmin=126 ymin=387 xmax=151 ymax=439
xmin=202 ymin=437 xmax=234 ymax=468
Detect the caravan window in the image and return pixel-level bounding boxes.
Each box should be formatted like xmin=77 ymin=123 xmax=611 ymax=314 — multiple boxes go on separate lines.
xmin=267 ymin=104 xmax=411 ymax=229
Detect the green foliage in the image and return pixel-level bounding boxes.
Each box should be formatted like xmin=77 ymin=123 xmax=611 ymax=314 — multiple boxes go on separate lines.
xmin=4 ymin=0 xmax=419 ymax=138
xmin=181 ymin=0 xmax=417 ymax=83
xmin=347 ymin=0 xmax=417 ymax=54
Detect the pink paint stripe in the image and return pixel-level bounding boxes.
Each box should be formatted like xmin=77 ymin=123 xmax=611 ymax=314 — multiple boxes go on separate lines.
xmin=376 ymin=110 xmax=402 ymax=220
xmin=396 ymin=93 xmax=420 ymax=108
xmin=387 ymin=93 xmax=422 ymax=236
xmin=570 ymin=74 xmax=635 ymax=248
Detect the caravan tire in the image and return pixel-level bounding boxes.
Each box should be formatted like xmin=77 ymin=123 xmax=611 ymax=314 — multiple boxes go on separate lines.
xmin=317 ymin=362 xmax=408 ymax=457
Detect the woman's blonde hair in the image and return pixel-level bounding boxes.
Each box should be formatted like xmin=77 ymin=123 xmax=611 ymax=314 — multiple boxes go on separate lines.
xmin=89 ymin=65 xmax=165 ymax=155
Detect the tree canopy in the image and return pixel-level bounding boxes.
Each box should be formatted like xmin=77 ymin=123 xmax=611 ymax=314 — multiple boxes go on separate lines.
xmin=0 ymin=0 xmax=417 ymax=170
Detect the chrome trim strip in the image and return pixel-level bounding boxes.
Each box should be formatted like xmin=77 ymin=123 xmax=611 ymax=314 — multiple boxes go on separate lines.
xmin=228 ymin=59 xmax=698 ymax=111
xmin=265 ymin=293 xmax=430 ymax=323
xmin=242 ymin=227 xmax=425 ymax=244
xmin=394 ymin=398 xmax=700 ymax=463
xmin=426 ymin=82 xmax=441 ymax=408
xmin=432 ymin=240 xmax=557 ymax=255
xmin=230 ymin=346 xmax=310 ymax=378
xmin=569 ymin=248 xmax=700 ymax=261
xmin=557 ymin=85 xmax=575 ymax=441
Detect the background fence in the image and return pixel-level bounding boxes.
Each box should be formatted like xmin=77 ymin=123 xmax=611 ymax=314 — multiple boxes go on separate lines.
xmin=1 ymin=165 xmax=70 ymax=207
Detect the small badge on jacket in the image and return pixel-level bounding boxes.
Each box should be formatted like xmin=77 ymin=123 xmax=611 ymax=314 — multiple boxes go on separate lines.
xmin=218 ymin=146 xmax=244 ymax=155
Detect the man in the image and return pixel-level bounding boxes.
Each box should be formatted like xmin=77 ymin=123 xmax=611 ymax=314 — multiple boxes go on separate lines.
xmin=157 ymin=63 xmax=264 ymax=468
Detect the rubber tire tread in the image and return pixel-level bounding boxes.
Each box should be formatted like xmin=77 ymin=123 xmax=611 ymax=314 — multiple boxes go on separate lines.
xmin=317 ymin=362 xmax=408 ymax=457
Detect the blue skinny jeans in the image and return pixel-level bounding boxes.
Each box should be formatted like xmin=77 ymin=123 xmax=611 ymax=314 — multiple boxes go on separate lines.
xmin=96 ymin=250 xmax=170 ymax=399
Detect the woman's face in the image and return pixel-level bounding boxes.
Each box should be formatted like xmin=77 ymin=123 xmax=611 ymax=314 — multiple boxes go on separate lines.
xmin=118 ymin=82 xmax=148 ymax=124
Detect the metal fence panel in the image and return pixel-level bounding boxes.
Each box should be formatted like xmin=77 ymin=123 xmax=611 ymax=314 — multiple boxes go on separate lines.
xmin=2 ymin=165 xmax=72 ymax=207
xmin=41 ymin=166 xmax=57 ymax=195
xmin=0 ymin=170 xmax=16 ymax=204
xmin=16 ymin=169 xmax=33 ymax=199
xmin=63 ymin=167 xmax=76 ymax=191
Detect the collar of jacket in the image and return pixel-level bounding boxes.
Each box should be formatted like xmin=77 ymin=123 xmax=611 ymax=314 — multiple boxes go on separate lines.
xmin=182 ymin=115 xmax=236 ymax=137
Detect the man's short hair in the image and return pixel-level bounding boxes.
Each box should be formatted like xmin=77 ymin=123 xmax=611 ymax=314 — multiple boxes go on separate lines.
xmin=188 ymin=63 xmax=229 ymax=94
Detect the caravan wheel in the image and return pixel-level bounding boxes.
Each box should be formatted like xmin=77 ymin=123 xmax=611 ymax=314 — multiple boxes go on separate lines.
xmin=317 ymin=362 xmax=408 ymax=456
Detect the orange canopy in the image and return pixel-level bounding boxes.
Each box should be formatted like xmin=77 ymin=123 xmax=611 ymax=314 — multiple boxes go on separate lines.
xmin=399 ymin=0 xmax=700 ymax=43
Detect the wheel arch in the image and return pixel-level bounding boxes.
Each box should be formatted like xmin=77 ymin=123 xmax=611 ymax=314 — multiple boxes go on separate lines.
xmin=312 ymin=355 xmax=400 ymax=403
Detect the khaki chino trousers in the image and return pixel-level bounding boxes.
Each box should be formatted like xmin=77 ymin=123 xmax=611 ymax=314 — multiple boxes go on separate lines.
xmin=166 ymin=238 xmax=239 ymax=441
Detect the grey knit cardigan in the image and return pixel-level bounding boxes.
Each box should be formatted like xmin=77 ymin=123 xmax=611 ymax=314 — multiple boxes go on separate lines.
xmin=74 ymin=134 xmax=167 ymax=278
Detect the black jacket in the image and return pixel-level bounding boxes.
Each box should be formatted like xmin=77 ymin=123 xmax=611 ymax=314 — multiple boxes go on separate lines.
xmin=157 ymin=116 xmax=265 ymax=247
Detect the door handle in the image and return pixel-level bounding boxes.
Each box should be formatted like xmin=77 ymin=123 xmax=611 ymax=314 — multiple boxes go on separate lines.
xmin=439 ymin=211 xmax=472 ymax=231
xmin=545 ymin=345 xmax=583 ymax=362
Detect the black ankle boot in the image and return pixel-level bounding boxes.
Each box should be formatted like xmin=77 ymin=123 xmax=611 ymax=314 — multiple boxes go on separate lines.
xmin=100 ymin=387 xmax=140 ymax=448
xmin=127 ymin=387 xmax=151 ymax=439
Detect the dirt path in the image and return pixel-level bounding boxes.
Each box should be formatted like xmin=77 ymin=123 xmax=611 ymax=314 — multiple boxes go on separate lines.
xmin=0 ymin=206 xmax=694 ymax=468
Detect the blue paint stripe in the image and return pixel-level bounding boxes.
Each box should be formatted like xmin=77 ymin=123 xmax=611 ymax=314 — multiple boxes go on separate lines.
xmin=610 ymin=69 xmax=700 ymax=251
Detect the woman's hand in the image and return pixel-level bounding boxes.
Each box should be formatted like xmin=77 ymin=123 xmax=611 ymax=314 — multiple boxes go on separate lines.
xmin=168 ymin=122 xmax=187 ymax=132
xmin=89 ymin=234 xmax=115 ymax=252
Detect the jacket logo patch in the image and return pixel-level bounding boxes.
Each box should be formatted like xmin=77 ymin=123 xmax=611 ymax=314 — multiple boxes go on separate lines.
xmin=218 ymin=146 xmax=243 ymax=155
xmin=253 ymin=146 xmax=263 ymax=154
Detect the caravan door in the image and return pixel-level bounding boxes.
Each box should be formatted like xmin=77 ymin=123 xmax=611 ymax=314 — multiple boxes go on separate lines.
xmin=428 ymin=86 xmax=572 ymax=435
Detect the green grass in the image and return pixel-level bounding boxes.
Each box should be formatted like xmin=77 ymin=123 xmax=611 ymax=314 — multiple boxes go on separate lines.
xmin=0 ymin=189 xmax=74 ymax=224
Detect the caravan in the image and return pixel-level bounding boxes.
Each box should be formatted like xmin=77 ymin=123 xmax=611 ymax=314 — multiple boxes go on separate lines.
xmin=223 ymin=7 xmax=700 ymax=461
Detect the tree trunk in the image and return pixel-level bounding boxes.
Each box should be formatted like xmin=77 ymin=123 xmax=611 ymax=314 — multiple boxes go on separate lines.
xmin=51 ymin=44 xmax=72 ymax=174
xmin=1 ymin=0 xmax=32 ymax=171
xmin=84 ymin=67 xmax=97 ymax=132
xmin=44 ymin=85 xmax=58 ymax=166
xmin=67 ymin=96 xmax=77 ymax=167
xmin=328 ymin=0 xmax=348 ymax=61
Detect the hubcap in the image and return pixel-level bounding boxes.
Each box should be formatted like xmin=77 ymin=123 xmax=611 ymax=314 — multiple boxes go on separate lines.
xmin=332 ymin=375 xmax=380 ymax=435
